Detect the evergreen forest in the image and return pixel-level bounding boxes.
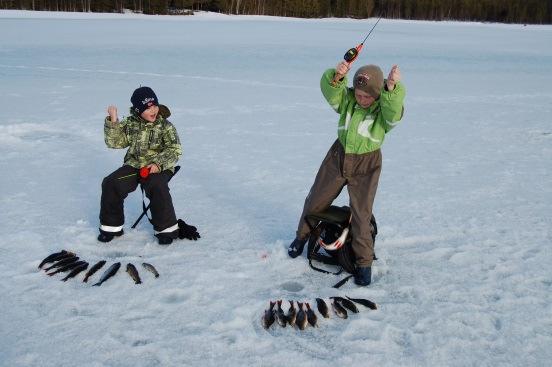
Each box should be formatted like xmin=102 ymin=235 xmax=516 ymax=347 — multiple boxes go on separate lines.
xmin=2 ymin=0 xmax=551 ymax=24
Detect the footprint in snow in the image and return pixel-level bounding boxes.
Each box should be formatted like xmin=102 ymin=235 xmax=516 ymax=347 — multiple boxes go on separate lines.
xmin=160 ymin=289 xmax=189 ymax=304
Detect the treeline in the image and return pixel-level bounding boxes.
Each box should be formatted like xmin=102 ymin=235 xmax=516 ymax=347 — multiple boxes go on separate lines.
xmin=2 ymin=0 xmax=551 ymax=24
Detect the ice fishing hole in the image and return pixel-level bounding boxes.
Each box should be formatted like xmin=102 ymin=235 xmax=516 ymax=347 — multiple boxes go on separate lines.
xmin=281 ymin=281 xmax=304 ymax=292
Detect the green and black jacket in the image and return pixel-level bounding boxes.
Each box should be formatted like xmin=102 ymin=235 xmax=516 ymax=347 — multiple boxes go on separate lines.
xmin=104 ymin=106 xmax=181 ymax=172
xmin=321 ymin=69 xmax=406 ymax=154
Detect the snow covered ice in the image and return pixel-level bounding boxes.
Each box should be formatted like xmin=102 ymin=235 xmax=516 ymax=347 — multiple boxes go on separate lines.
xmin=1 ymin=10 xmax=551 ymax=367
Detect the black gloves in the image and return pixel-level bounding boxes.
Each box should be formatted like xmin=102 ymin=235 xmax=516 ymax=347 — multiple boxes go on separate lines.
xmin=178 ymin=219 xmax=200 ymax=241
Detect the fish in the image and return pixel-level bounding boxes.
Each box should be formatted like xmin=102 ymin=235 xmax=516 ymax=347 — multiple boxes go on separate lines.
xmin=83 ymin=260 xmax=107 ymax=283
xmin=295 ymin=302 xmax=308 ymax=330
xmin=346 ymin=296 xmax=377 ymax=310
xmin=305 ymin=303 xmax=318 ymax=327
xmin=38 ymin=250 xmax=70 ymax=268
xmin=286 ymin=300 xmax=297 ymax=327
xmin=93 ymin=262 xmax=121 ymax=286
xmin=142 ymin=262 xmax=159 ymax=278
xmin=331 ymin=296 xmax=359 ymax=313
xmin=275 ymin=300 xmax=287 ymax=327
xmin=316 ymin=298 xmax=330 ymax=318
xmin=262 ymin=301 xmax=276 ymax=330
xmin=126 ymin=263 xmax=142 ymax=284
xmin=47 ymin=260 xmax=86 ymax=276
xmin=43 ymin=255 xmax=78 ymax=271
xmin=331 ymin=299 xmax=348 ymax=319
xmin=61 ymin=262 xmax=89 ymax=281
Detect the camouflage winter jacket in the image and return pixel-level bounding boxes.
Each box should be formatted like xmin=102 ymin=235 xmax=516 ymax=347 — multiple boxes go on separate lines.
xmin=104 ymin=107 xmax=182 ymax=172
xmin=321 ymin=68 xmax=405 ymax=154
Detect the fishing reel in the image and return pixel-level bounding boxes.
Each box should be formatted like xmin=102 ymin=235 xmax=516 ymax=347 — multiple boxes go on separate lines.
xmin=344 ymin=45 xmax=362 ymax=63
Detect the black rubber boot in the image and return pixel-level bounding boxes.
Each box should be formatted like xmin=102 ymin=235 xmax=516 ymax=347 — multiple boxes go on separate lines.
xmin=288 ymin=238 xmax=307 ymax=258
xmin=156 ymin=229 xmax=179 ymax=245
xmin=353 ymin=266 xmax=372 ymax=286
xmin=97 ymin=229 xmax=124 ymax=243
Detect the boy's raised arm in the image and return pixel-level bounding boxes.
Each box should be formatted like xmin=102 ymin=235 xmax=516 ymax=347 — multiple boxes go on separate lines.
xmin=380 ymin=65 xmax=405 ymax=132
xmin=104 ymin=105 xmax=129 ymax=149
xmin=320 ymin=61 xmax=351 ymax=114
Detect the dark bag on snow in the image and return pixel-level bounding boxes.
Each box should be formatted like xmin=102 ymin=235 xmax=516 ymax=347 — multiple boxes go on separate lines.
xmin=305 ymin=205 xmax=377 ymax=276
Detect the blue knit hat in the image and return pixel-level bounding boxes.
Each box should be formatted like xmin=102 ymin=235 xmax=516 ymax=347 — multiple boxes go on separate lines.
xmin=131 ymin=86 xmax=158 ymax=115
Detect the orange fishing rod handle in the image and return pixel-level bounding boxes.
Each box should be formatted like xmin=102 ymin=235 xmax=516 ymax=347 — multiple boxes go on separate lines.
xmin=331 ymin=68 xmax=348 ymax=87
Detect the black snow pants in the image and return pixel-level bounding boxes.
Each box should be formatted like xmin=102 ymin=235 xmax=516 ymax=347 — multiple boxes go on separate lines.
xmin=99 ymin=165 xmax=177 ymax=232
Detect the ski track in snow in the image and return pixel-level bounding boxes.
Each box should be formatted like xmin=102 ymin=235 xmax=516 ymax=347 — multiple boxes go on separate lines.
xmin=0 ymin=64 xmax=314 ymax=90
xmin=1 ymin=10 xmax=552 ymax=367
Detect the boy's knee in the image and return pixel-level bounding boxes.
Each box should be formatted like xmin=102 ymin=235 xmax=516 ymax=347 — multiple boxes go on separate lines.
xmin=101 ymin=175 xmax=115 ymax=190
xmin=144 ymin=175 xmax=169 ymax=192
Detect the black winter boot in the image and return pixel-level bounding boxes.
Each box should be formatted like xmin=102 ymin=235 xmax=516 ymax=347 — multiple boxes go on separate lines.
xmin=97 ymin=229 xmax=124 ymax=243
xmin=288 ymin=238 xmax=307 ymax=258
xmin=156 ymin=229 xmax=179 ymax=245
xmin=354 ymin=266 xmax=372 ymax=286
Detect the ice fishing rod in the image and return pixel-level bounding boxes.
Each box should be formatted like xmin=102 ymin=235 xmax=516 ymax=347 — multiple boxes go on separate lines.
xmin=331 ymin=15 xmax=383 ymax=86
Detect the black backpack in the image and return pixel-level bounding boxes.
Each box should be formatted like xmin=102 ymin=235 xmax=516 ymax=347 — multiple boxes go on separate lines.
xmin=305 ymin=205 xmax=377 ymax=276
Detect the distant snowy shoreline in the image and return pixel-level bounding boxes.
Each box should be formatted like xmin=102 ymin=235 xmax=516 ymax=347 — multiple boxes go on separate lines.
xmin=1 ymin=9 xmax=549 ymax=29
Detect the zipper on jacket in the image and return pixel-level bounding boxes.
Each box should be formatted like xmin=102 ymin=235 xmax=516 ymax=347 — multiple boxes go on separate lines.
xmin=148 ymin=130 xmax=154 ymax=147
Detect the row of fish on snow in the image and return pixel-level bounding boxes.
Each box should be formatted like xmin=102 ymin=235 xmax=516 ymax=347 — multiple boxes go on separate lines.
xmin=38 ymin=250 xmax=159 ymax=286
xmin=262 ymin=297 xmax=377 ymax=330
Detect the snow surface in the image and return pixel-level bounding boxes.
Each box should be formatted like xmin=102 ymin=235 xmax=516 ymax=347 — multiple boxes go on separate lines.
xmin=1 ymin=10 xmax=551 ymax=367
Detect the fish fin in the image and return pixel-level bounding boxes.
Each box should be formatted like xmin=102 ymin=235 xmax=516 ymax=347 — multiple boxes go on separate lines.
xmin=333 ymin=275 xmax=353 ymax=288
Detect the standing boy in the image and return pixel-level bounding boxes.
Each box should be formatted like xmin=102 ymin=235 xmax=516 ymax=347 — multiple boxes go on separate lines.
xmin=288 ymin=61 xmax=405 ymax=286
xmin=98 ymin=86 xmax=199 ymax=245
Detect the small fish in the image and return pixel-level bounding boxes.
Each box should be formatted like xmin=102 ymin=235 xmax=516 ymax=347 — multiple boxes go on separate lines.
xmin=83 ymin=260 xmax=107 ymax=283
xmin=142 ymin=262 xmax=159 ymax=278
xmin=331 ymin=296 xmax=359 ymax=313
xmin=331 ymin=299 xmax=348 ymax=319
xmin=43 ymin=255 xmax=78 ymax=271
xmin=126 ymin=263 xmax=142 ymax=284
xmin=286 ymin=300 xmax=297 ymax=327
xmin=93 ymin=262 xmax=121 ymax=286
xmin=346 ymin=296 xmax=377 ymax=310
xmin=316 ymin=298 xmax=330 ymax=318
xmin=305 ymin=303 xmax=318 ymax=327
xmin=38 ymin=250 xmax=69 ymax=269
xmin=61 ymin=262 xmax=89 ymax=281
xmin=262 ymin=301 xmax=276 ymax=330
xmin=296 ymin=302 xmax=308 ymax=330
xmin=47 ymin=260 xmax=86 ymax=276
xmin=275 ymin=300 xmax=287 ymax=327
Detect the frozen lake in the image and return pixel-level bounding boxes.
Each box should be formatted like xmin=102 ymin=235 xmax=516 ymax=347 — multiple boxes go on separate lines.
xmin=1 ymin=10 xmax=551 ymax=367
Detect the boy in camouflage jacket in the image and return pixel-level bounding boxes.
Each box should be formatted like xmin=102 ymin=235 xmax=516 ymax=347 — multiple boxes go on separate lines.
xmin=288 ymin=61 xmax=405 ymax=286
xmin=98 ymin=86 xmax=198 ymax=245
